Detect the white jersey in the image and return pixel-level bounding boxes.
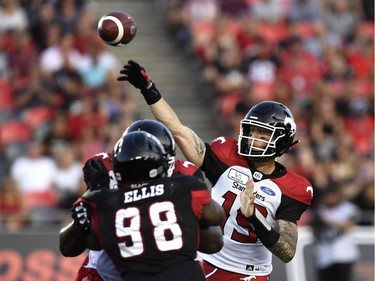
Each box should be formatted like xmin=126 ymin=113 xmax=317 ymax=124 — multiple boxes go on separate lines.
xmin=199 ymin=166 xmax=275 ymax=275
xmin=199 ymin=136 xmax=312 ymax=276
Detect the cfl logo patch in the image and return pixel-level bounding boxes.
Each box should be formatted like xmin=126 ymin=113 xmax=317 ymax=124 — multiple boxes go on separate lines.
xmin=253 ymin=171 xmax=263 ymax=180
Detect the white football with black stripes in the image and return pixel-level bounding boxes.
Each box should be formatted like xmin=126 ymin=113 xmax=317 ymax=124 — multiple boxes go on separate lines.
xmin=97 ymin=11 xmax=137 ymax=47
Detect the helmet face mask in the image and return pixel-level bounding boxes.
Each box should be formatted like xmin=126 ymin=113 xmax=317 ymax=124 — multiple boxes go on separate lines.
xmin=238 ymin=101 xmax=297 ymax=159
xmin=238 ymin=120 xmax=286 ymax=158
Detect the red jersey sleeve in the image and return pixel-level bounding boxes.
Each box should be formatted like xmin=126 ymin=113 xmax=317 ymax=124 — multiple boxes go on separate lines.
xmin=190 ymin=189 xmax=211 ymax=219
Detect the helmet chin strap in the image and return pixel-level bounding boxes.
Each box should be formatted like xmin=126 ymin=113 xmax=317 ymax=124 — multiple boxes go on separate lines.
xmin=290 ymin=139 xmax=300 ymax=149
xmin=290 ymin=140 xmax=301 ymax=147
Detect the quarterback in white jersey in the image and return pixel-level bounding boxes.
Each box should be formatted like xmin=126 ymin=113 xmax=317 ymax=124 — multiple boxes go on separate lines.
xmin=198 ymin=137 xmax=312 ymax=277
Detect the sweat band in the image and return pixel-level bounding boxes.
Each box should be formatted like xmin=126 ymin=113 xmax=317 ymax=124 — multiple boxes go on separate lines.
xmin=246 ymin=209 xmax=280 ymax=248
xmin=140 ymin=82 xmax=162 ymax=105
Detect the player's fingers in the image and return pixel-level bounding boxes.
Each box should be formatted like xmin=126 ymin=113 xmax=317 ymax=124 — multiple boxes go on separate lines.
xmin=128 ymin=60 xmax=140 ymax=67
xmin=117 ymin=76 xmax=128 ymax=81
xmin=119 ymin=68 xmax=130 ymax=75
xmin=246 ymin=179 xmax=254 ymax=194
xmin=240 ymin=191 xmax=246 ymax=205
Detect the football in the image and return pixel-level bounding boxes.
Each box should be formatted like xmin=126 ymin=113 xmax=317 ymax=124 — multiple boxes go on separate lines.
xmin=97 ymin=11 xmax=137 ymax=47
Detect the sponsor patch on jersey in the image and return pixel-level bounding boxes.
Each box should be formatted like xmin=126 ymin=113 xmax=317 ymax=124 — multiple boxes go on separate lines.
xmin=260 ymin=186 xmax=276 ymax=196
xmin=227 ymin=168 xmax=250 ymax=185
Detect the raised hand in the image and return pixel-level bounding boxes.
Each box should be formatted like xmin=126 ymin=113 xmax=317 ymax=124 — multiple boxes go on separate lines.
xmin=240 ymin=179 xmax=255 ymax=218
xmin=117 ymin=60 xmax=152 ymax=90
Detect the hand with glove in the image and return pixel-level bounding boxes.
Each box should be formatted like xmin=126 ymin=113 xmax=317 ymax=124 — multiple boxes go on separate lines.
xmin=83 ymin=158 xmax=109 ymax=190
xmin=117 ymin=60 xmax=162 ymax=105
xmin=71 ymin=200 xmax=91 ymax=231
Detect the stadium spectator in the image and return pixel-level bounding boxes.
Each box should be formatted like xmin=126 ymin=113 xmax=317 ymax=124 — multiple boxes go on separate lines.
xmin=0 ymin=177 xmax=28 ymax=230
xmin=0 ymin=0 xmax=28 ymax=34
xmin=309 ymin=186 xmax=360 ymax=281
xmin=13 ymin=66 xmax=61 ymax=112
xmin=324 ymin=0 xmax=359 ymax=40
xmin=5 ymin=28 xmax=38 ymax=82
xmin=39 ymin=30 xmax=85 ymax=74
xmin=250 ymin=0 xmax=285 ymax=23
xmin=53 ymin=144 xmax=84 ymax=209
xmin=10 ymin=139 xmax=58 ymax=210
xmin=288 ymin=0 xmax=322 ymax=23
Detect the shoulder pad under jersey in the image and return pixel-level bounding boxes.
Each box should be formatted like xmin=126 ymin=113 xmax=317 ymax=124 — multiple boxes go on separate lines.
xmin=174 ymin=160 xmax=199 ymax=176
xmin=209 ymin=136 xmax=248 ymax=168
xmin=273 ymin=171 xmax=313 ymax=205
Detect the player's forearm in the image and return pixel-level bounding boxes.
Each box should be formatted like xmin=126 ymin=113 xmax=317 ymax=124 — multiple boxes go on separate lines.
xmin=59 ymin=221 xmax=88 ymax=257
xmin=245 ymin=208 xmax=297 ymax=263
xmin=268 ymin=220 xmax=297 ymax=263
xmin=150 ymin=98 xmax=206 ymax=167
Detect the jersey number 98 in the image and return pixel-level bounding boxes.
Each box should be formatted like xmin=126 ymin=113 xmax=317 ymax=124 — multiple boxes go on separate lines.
xmin=115 ymin=202 xmax=183 ymax=258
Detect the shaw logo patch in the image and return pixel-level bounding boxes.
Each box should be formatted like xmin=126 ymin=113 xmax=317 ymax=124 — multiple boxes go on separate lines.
xmin=228 ymin=168 xmax=249 ymax=185
xmin=260 ymin=186 xmax=276 ymax=196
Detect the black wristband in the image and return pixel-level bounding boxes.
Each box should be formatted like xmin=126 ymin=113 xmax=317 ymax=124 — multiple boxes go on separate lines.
xmin=140 ymin=82 xmax=162 ymax=105
xmin=246 ymin=209 xmax=280 ymax=248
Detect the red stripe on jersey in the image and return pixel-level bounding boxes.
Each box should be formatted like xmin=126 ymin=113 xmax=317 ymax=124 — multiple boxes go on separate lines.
xmin=191 ymin=189 xmax=211 ymax=219
xmin=210 ymin=136 xmax=248 ymax=168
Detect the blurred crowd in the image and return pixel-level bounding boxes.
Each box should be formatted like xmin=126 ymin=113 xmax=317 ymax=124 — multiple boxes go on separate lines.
xmin=0 ymin=0 xmax=139 ymax=231
xmin=0 ymin=0 xmax=373 ymax=232
xmin=164 ymin=0 xmax=374 ymax=226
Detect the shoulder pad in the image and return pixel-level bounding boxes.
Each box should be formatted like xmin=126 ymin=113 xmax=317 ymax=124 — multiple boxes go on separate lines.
xmin=174 ymin=160 xmax=199 ymax=175
xmin=210 ymin=136 xmax=248 ymax=167
xmin=274 ymin=172 xmax=313 ymax=205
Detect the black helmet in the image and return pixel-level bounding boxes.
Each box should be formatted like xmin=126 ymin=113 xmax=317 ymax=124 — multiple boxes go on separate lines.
xmin=124 ymin=119 xmax=176 ymax=177
xmin=238 ymin=101 xmax=297 ymax=158
xmin=112 ymin=131 xmax=168 ymax=185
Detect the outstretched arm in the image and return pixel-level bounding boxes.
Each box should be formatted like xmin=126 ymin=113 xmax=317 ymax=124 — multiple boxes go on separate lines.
xmin=150 ymin=98 xmax=206 ymax=166
xmin=118 ymin=60 xmax=206 ymax=167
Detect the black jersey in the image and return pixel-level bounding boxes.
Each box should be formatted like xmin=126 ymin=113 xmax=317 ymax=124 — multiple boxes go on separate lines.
xmin=82 ymin=175 xmax=211 ymax=280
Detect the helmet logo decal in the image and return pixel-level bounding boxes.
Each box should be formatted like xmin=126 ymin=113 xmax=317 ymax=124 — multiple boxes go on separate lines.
xmin=284 ymin=116 xmax=296 ymax=136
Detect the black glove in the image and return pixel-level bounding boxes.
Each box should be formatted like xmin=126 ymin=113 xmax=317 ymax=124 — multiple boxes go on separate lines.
xmin=71 ymin=201 xmax=91 ymax=231
xmin=83 ymin=158 xmax=110 ymax=190
xmin=118 ymin=60 xmax=152 ymax=90
xmin=118 ymin=60 xmax=162 ymax=105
